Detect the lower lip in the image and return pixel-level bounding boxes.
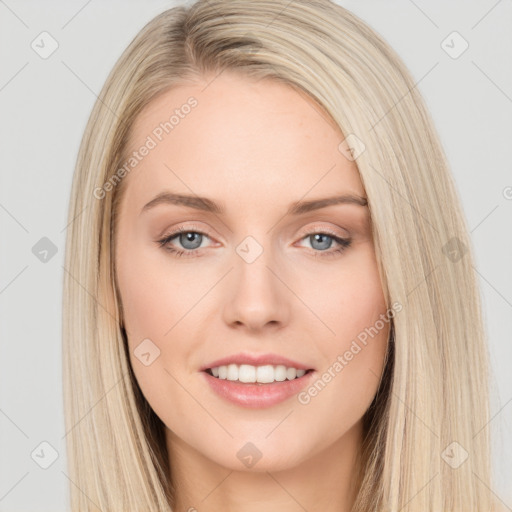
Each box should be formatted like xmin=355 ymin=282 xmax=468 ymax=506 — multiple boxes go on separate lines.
xmin=201 ymin=370 xmax=316 ymax=408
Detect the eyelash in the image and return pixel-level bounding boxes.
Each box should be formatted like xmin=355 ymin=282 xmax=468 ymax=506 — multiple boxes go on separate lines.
xmin=156 ymin=224 xmax=352 ymax=259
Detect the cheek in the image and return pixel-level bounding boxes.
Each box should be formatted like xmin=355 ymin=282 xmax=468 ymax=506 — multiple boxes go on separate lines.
xmin=116 ymin=245 xmax=199 ymax=425
xmin=298 ymin=244 xmax=390 ymax=409
xmin=116 ymin=239 xmax=202 ymax=340
xmin=299 ymin=243 xmax=387 ymax=346
xmin=115 ymin=235 xmax=214 ymax=388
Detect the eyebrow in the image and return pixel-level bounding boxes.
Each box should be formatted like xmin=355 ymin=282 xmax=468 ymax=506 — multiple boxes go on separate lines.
xmin=140 ymin=191 xmax=368 ymax=216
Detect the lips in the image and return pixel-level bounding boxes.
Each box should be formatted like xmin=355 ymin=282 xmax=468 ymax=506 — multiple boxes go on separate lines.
xmin=199 ymin=352 xmax=316 ymax=408
xmin=202 ymin=367 xmax=316 ymax=408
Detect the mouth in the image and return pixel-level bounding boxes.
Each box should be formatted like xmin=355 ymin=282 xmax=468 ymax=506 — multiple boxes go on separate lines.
xmin=204 ymin=364 xmax=315 ymax=385
xmin=202 ymin=363 xmax=316 ymax=408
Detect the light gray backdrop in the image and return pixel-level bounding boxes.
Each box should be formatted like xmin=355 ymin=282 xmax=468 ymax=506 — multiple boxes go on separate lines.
xmin=1 ymin=0 xmax=511 ymax=510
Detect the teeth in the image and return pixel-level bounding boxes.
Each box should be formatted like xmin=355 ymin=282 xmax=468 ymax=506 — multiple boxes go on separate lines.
xmin=209 ymin=364 xmax=308 ymax=383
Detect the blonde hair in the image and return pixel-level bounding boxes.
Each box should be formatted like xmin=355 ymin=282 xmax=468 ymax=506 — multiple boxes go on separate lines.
xmin=62 ymin=0 xmax=495 ymax=510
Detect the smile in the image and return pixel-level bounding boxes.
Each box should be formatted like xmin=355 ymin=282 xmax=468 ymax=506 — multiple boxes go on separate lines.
xmin=206 ymin=363 xmax=310 ymax=383
xmin=202 ymin=365 xmax=316 ymax=408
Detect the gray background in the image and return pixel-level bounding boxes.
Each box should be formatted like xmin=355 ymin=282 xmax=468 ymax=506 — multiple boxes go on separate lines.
xmin=1 ymin=0 xmax=511 ymax=510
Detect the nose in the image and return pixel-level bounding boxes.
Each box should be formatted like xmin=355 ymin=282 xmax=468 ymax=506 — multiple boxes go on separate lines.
xmin=221 ymin=243 xmax=291 ymax=332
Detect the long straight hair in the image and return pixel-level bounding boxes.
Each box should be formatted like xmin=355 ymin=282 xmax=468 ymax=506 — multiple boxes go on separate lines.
xmin=62 ymin=0 xmax=495 ymax=510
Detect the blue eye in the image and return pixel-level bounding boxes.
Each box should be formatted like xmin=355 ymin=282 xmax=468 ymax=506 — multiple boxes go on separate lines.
xmin=157 ymin=228 xmax=351 ymax=259
xmin=157 ymin=227 xmax=209 ymax=257
xmin=299 ymin=232 xmax=352 ymax=259
xmin=175 ymin=231 xmax=203 ymax=250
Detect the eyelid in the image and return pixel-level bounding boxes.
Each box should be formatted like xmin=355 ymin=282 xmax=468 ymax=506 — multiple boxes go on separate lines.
xmin=159 ymin=222 xmax=215 ymax=239
xmin=294 ymin=222 xmax=349 ymax=241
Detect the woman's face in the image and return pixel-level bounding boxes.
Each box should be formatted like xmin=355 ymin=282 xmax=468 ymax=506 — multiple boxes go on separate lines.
xmin=115 ymin=71 xmax=390 ymax=472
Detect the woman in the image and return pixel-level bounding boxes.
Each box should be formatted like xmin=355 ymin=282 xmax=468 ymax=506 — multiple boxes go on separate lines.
xmin=62 ymin=0 xmax=498 ymax=510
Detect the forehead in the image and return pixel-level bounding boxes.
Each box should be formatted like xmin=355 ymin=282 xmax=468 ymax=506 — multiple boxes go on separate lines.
xmin=121 ymin=71 xmax=364 ymax=212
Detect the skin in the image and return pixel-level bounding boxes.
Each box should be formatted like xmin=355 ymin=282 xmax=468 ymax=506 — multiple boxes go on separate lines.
xmin=114 ymin=71 xmax=390 ymax=512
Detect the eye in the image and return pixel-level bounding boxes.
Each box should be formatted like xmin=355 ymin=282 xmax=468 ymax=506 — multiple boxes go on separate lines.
xmin=156 ymin=225 xmax=214 ymax=258
xmin=297 ymin=231 xmax=352 ymax=258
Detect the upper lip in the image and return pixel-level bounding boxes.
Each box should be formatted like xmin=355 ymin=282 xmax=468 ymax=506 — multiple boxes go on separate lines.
xmin=200 ymin=352 xmax=314 ymax=371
